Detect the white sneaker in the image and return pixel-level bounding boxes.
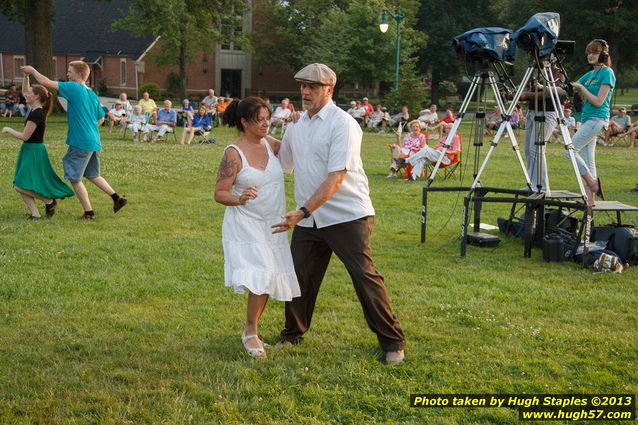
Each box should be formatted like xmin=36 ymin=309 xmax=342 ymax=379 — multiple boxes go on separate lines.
xmin=386 ymin=172 xmax=397 ymax=178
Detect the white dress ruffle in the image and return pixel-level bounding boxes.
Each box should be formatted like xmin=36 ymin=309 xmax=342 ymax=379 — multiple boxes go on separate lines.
xmin=221 ymin=141 xmax=300 ymax=301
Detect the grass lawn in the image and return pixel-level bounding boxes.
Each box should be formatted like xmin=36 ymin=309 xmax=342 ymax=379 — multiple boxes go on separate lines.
xmin=0 ymin=115 xmax=636 ymax=423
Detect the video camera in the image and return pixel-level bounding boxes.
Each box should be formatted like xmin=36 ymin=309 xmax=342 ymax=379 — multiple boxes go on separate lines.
xmin=452 ymin=27 xmax=517 ymax=63
xmin=513 ymin=12 xmax=561 ymax=57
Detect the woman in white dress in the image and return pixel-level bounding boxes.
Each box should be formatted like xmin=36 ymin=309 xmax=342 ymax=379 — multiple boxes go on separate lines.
xmin=214 ymin=97 xmax=300 ymax=358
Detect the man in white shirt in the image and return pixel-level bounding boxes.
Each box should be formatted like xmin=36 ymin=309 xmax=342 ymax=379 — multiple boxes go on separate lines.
xmin=107 ymin=101 xmax=128 ymax=134
xmin=273 ymin=63 xmax=406 ymax=365
xmin=270 ymin=98 xmax=292 ymax=134
xmin=419 ymin=105 xmax=439 ymax=127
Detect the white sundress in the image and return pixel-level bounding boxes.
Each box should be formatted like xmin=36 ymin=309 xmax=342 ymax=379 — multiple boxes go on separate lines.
xmin=221 ymin=140 xmax=300 ymax=301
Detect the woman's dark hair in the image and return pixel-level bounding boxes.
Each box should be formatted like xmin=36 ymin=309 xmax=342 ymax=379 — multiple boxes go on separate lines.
xmin=31 ymin=84 xmax=53 ymax=119
xmin=223 ymin=96 xmax=271 ymax=132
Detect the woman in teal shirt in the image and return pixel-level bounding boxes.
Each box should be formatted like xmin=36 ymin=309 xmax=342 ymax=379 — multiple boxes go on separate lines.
xmin=570 ymin=39 xmax=615 ymax=206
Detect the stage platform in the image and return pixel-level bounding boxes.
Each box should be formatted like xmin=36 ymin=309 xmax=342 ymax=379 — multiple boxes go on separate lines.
xmin=420 ymin=185 xmax=638 ymax=266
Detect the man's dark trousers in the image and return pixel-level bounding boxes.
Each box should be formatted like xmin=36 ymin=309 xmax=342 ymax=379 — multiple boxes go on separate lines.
xmin=281 ymin=216 xmax=405 ymax=352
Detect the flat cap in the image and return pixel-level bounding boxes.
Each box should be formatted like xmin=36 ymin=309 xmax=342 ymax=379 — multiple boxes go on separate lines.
xmin=294 ymin=63 xmax=337 ymax=86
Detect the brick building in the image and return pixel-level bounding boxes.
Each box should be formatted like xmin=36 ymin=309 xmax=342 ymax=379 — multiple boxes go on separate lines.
xmin=0 ymin=0 xmax=299 ymax=100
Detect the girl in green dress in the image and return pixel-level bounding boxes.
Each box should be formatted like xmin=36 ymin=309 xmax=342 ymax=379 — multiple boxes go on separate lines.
xmin=2 ymin=75 xmax=74 ymax=219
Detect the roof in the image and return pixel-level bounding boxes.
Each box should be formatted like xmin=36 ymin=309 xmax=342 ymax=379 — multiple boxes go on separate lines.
xmin=0 ymin=0 xmax=155 ymax=58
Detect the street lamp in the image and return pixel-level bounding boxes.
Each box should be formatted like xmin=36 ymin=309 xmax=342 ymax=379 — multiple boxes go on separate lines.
xmin=379 ymin=5 xmax=405 ymax=90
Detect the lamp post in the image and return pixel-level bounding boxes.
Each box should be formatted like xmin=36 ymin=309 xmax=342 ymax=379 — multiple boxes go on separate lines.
xmin=379 ymin=5 xmax=405 ymax=91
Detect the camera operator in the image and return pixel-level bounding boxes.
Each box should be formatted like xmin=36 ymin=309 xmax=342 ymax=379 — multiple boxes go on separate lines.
xmin=569 ymin=39 xmax=615 ymax=206
xmin=519 ymin=65 xmax=567 ymax=192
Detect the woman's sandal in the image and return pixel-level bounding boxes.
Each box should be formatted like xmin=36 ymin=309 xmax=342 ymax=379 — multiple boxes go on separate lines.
xmin=241 ymin=332 xmax=266 ymax=358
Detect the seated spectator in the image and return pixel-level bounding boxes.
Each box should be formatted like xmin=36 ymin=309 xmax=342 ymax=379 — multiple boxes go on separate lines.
xmin=107 ymin=101 xmax=128 ymax=134
xmin=367 ymin=104 xmax=388 ymax=129
xmin=347 ymin=100 xmax=367 ymax=125
xmin=263 ymin=97 xmax=272 ymax=112
xmin=433 ymin=107 xmax=456 ymax=139
xmin=552 ymin=108 xmax=576 ymax=143
xmin=407 ymin=126 xmax=462 ymax=180
xmin=604 ymin=107 xmax=631 ymax=144
xmin=119 ymin=92 xmax=132 ymax=114
xmin=138 ymin=91 xmax=158 ymax=121
xmin=388 ymin=105 xmax=409 ymax=127
xmin=486 ymin=107 xmax=502 ymax=132
xmin=181 ymin=98 xmax=195 ymax=125
xmin=2 ymin=85 xmax=19 ymax=117
xmin=143 ymin=99 xmax=176 ymax=142
xmin=17 ymin=92 xmax=31 ymax=117
xmin=387 ymin=120 xmax=426 ymax=178
xmin=360 ymin=97 xmax=373 ymax=124
xmin=625 ymin=122 xmax=638 ymax=148
xmin=511 ymin=104 xmax=524 ymax=130
xmin=284 ymin=97 xmax=295 ymax=113
xmin=181 ymin=104 xmax=212 ymax=145
xmin=270 ymin=99 xmax=292 ymax=134
xmin=202 ymin=89 xmax=218 ymax=113
xmin=127 ymin=105 xmax=147 ymax=142
xmin=418 ymin=104 xmax=439 ymax=128
xmin=217 ymin=97 xmax=233 ymax=118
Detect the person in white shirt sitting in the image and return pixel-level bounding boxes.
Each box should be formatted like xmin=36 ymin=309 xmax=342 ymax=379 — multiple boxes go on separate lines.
xmin=107 ymin=101 xmax=128 ymax=134
xmin=418 ymin=105 xmax=439 ymax=128
xmin=126 ymin=105 xmax=146 ymax=142
xmin=270 ymin=98 xmax=292 ymax=134
xmin=118 ymin=92 xmax=132 ymax=114
xmin=367 ymin=104 xmax=388 ymax=129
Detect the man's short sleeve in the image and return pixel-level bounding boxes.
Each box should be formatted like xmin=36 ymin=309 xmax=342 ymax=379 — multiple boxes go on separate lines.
xmin=327 ymin=115 xmax=361 ymax=173
xmin=57 ymin=81 xmax=75 ymax=101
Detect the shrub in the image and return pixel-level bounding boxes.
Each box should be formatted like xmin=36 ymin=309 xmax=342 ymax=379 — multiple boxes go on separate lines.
xmin=139 ymin=82 xmax=161 ymax=100
xmin=439 ymin=80 xmax=458 ymax=97
xmin=97 ymin=79 xmax=108 ymax=96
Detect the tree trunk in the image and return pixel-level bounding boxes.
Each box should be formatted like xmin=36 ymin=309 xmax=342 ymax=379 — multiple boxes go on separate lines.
xmin=24 ymin=0 xmax=57 ymax=110
xmin=333 ymin=81 xmax=345 ymax=104
xmin=430 ymin=68 xmax=441 ymax=105
xmin=179 ymin=29 xmax=187 ymax=100
xmin=24 ymin=0 xmax=53 ymax=78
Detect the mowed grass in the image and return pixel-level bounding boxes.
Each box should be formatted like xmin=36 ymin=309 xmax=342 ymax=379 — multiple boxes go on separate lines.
xmin=0 ymin=115 xmax=636 ymax=424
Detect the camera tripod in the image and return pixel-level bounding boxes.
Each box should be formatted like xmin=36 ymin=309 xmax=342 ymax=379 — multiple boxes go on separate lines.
xmin=459 ymin=57 xmax=590 ymax=256
xmin=426 ymin=63 xmax=530 ymax=188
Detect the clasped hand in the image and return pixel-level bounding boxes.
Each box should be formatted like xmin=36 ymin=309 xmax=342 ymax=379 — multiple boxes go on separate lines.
xmin=238 ymin=186 xmax=258 ymax=205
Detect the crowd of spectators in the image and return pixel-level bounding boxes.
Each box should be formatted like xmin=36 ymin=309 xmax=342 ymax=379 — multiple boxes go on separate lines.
xmin=3 ymin=83 xmax=634 ymax=150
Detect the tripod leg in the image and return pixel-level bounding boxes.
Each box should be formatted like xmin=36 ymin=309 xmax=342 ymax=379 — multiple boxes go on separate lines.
xmin=427 ymin=71 xmax=482 ymax=187
xmin=489 ymin=72 xmax=533 ymax=188
xmin=542 ymin=64 xmax=588 ymax=201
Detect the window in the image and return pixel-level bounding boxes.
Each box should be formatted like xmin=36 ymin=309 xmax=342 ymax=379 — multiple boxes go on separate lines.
xmin=120 ymin=59 xmax=127 ymax=86
xmin=13 ymin=56 xmax=25 ymax=80
xmin=52 ymin=57 xmax=57 ymax=80
xmin=221 ymin=25 xmax=243 ymax=51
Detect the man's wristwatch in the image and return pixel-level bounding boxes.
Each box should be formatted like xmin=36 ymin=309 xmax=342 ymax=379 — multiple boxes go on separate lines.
xmin=299 ymin=206 xmax=311 ymax=219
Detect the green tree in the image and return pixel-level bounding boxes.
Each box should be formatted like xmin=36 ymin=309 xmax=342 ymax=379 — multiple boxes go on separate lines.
xmin=0 ymin=0 xmax=54 ymax=85
xmin=415 ymin=0 xmax=505 ymax=105
xmin=250 ymin=0 xmax=425 ymax=100
xmin=114 ymin=0 xmax=246 ymax=99
xmin=383 ymin=57 xmax=427 ymax=118
xmin=493 ymin=0 xmax=638 ymax=92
